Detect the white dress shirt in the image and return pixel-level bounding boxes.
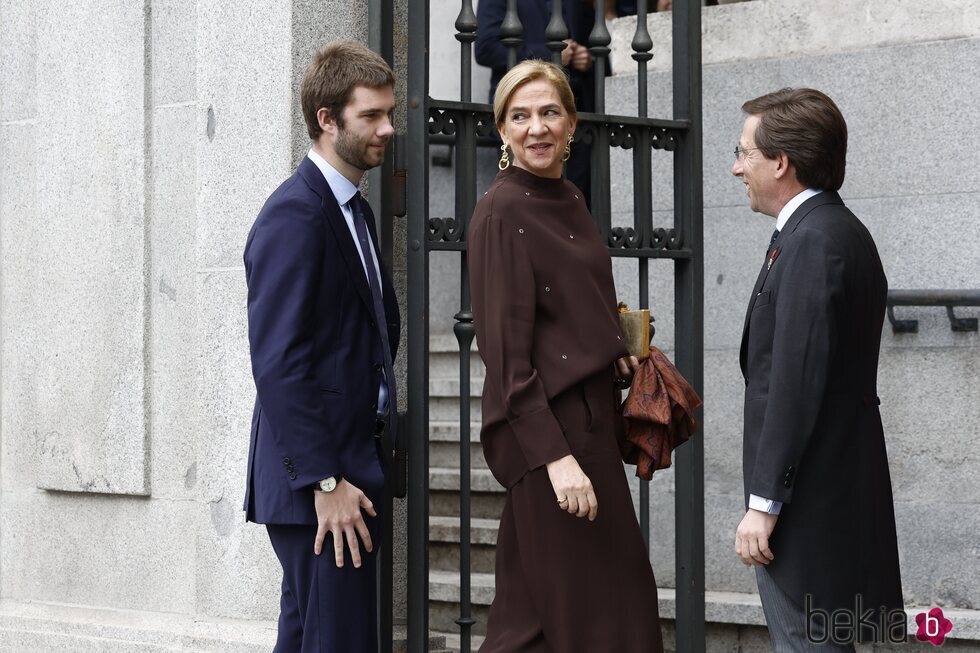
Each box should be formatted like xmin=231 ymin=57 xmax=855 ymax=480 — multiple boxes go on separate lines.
xmin=307 ymin=148 xmax=384 ymax=285
xmin=306 ymin=148 xmax=388 ymax=415
xmin=749 ymin=187 xmax=822 ymax=516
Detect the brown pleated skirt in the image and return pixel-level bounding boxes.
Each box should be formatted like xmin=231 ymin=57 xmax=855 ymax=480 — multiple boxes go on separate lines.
xmin=479 ymin=369 xmax=665 ymax=653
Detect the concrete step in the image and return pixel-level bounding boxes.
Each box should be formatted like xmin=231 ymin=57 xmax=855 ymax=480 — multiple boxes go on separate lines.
xmin=391 ymin=627 xmax=450 ymax=653
xmin=430 ymin=440 xmax=488 ymax=470
xmin=430 ymin=376 xmax=484 ymax=398
xmin=430 ymin=570 xmax=496 ymax=606
xmin=430 ymin=354 xmax=486 ymax=381
xmin=429 ymin=421 xmax=481 ymax=443
xmin=429 ymin=516 xmax=499 ymax=574
xmin=430 ymin=467 xmax=503 ymax=494
xmin=429 ymin=420 xmax=487 ymax=469
xmin=431 ymin=491 xmax=505 ymax=520
xmin=429 ymin=396 xmax=482 ymax=423
xmin=430 ymin=516 xmax=499 ymax=546
xmin=429 ymin=467 xmax=505 ymax=519
xmin=429 ymin=570 xmax=495 ymax=637
xmin=428 ymin=374 xmax=484 ymax=423
xmin=434 ymin=631 xmax=486 ymax=653
xmin=429 ymin=335 xmax=485 ymax=379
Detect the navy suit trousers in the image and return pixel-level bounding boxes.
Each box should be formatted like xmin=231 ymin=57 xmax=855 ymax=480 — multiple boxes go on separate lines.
xmin=267 ymin=504 xmax=384 ymax=653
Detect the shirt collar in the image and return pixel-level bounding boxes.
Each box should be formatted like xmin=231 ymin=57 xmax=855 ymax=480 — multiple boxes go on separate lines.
xmin=776 ymin=187 xmax=822 ymax=232
xmin=307 ymin=148 xmax=359 ymax=207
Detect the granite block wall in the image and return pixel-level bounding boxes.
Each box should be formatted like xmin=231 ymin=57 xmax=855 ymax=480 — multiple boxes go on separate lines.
xmin=0 ymin=0 xmax=393 ymax=647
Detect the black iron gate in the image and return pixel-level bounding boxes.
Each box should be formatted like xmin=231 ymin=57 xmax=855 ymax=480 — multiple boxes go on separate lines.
xmin=386 ymin=1 xmax=705 ymax=650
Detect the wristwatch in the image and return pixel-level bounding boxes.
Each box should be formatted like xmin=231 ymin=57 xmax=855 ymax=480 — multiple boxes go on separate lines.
xmin=316 ymin=475 xmax=343 ymax=492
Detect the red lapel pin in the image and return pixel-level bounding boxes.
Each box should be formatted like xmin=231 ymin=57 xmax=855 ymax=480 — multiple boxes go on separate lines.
xmin=767 ymin=246 xmax=781 ymax=271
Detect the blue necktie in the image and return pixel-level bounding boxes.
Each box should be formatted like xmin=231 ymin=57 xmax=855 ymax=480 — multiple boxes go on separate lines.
xmin=350 ymin=193 xmax=397 ymax=440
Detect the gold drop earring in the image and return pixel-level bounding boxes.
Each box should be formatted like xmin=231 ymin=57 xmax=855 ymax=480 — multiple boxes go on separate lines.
xmin=498 ymin=143 xmax=511 ymax=170
xmin=563 ymin=133 xmax=574 ymax=162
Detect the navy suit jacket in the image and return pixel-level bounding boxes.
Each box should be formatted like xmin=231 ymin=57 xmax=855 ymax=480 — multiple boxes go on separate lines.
xmin=243 ymin=156 xmax=400 ymax=525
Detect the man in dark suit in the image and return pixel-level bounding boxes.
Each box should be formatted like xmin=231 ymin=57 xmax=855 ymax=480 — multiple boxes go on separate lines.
xmin=243 ymin=40 xmax=399 ymax=652
xmin=732 ymin=88 xmax=903 ymax=651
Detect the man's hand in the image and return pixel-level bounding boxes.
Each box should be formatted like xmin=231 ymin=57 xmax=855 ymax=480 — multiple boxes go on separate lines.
xmin=546 ymin=454 xmax=598 ymax=521
xmin=570 ymin=43 xmax=593 ymax=72
xmin=561 ymin=39 xmax=577 ymax=67
xmin=313 ymin=480 xmax=377 ymax=568
xmin=735 ymin=508 xmax=778 ymax=566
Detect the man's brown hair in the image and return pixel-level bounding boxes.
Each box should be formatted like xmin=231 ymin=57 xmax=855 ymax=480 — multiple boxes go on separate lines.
xmin=301 ymin=40 xmax=395 ymax=140
xmin=742 ymin=88 xmax=848 ymax=191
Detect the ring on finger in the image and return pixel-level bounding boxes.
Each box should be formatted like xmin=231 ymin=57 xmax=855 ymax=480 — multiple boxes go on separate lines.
xmin=557 ymin=496 xmax=568 ymax=505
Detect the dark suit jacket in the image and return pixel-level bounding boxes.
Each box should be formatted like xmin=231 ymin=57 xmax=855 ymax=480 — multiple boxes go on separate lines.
xmin=243 ymin=156 xmax=399 ymax=525
xmin=740 ymin=191 xmax=903 ymax=619
xmin=475 ymin=0 xmax=601 ymax=111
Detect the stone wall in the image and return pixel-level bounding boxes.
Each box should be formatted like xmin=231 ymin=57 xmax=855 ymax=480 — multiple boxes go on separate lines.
xmin=0 ymin=0 xmax=411 ymax=649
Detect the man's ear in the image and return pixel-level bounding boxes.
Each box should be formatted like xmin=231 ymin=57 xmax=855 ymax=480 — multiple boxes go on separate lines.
xmin=317 ymin=107 xmax=336 ymax=134
xmin=773 ymin=151 xmax=791 ymax=180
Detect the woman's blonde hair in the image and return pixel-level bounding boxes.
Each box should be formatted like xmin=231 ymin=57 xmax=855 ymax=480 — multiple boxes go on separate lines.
xmin=493 ymin=60 xmax=577 ymax=129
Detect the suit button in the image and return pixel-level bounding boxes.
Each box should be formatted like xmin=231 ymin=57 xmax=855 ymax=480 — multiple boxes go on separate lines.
xmin=282 ymin=458 xmax=290 ymax=466
xmin=784 ymin=480 xmax=791 ymax=488
xmin=289 ymin=473 xmax=297 ymax=480
xmin=371 ymin=403 xmax=377 ymax=411
xmin=374 ymin=363 xmax=382 ymax=372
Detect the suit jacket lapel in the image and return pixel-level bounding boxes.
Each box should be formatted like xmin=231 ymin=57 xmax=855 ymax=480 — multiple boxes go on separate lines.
xmin=297 ymin=158 xmax=375 ymax=317
xmin=738 ymin=191 xmax=845 ymax=375
xmin=358 ymin=199 xmax=398 ymax=314
xmin=739 ymin=257 xmax=771 ymax=375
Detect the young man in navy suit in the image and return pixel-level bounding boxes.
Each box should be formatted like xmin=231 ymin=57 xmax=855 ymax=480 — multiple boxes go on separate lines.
xmin=732 ymin=88 xmax=902 ymax=651
xmin=244 ymin=40 xmax=400 ymax=652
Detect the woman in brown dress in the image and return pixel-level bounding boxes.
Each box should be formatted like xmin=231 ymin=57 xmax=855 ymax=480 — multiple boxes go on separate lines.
xmin=468 ymin=60 xmax=665 ymax=653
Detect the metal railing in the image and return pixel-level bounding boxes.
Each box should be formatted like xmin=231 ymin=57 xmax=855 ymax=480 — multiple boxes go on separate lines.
xmin=886 ymin=289 xmax=980 ymax=333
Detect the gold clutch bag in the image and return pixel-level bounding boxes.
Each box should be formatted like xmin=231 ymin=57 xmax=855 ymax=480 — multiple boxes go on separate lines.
xmin=617 ymin=302 xmax=652 ymax=361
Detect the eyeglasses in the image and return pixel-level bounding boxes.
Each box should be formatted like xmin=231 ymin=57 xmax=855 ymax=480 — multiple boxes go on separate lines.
xmin=734 ymin=146 xmax=760 ymax=161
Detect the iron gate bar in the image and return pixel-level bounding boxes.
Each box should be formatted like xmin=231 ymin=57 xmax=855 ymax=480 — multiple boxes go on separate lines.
xmin=545 ymin=0 xmax=568 ymax=66
xmin=588 ymin=0 xmax=613 ymax=241
xmin=500 ymin=0 xmax=522 ymax=69
xmin=671 ymin=1 xmax=706 ymax=652
xmin=631 ymin=0 xmax=654 ymax=551
xmin=428 ymin=99 xmax=691 ymax=130
xmin=452 ymin=3 xmax=479 ymax=651
xmin=406 ymin=0 xmax=431 ymax=649
xmin=368 ymin=1 xmax=396 ymax=650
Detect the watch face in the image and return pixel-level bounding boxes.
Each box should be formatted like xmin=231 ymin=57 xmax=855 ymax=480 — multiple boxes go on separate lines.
xmin=321 ymin=477 xmax=337 ymax=492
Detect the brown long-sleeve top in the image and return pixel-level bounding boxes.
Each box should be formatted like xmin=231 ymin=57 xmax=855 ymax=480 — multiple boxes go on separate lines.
xmin=468 ymin=165 xmax=628 ymax=488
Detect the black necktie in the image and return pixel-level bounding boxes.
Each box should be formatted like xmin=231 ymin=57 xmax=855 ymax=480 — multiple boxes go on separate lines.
xmin=349 ymin=193 xmax=397 ymax=438
xmin=766 ymin=229 xmax=779 ymax=258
